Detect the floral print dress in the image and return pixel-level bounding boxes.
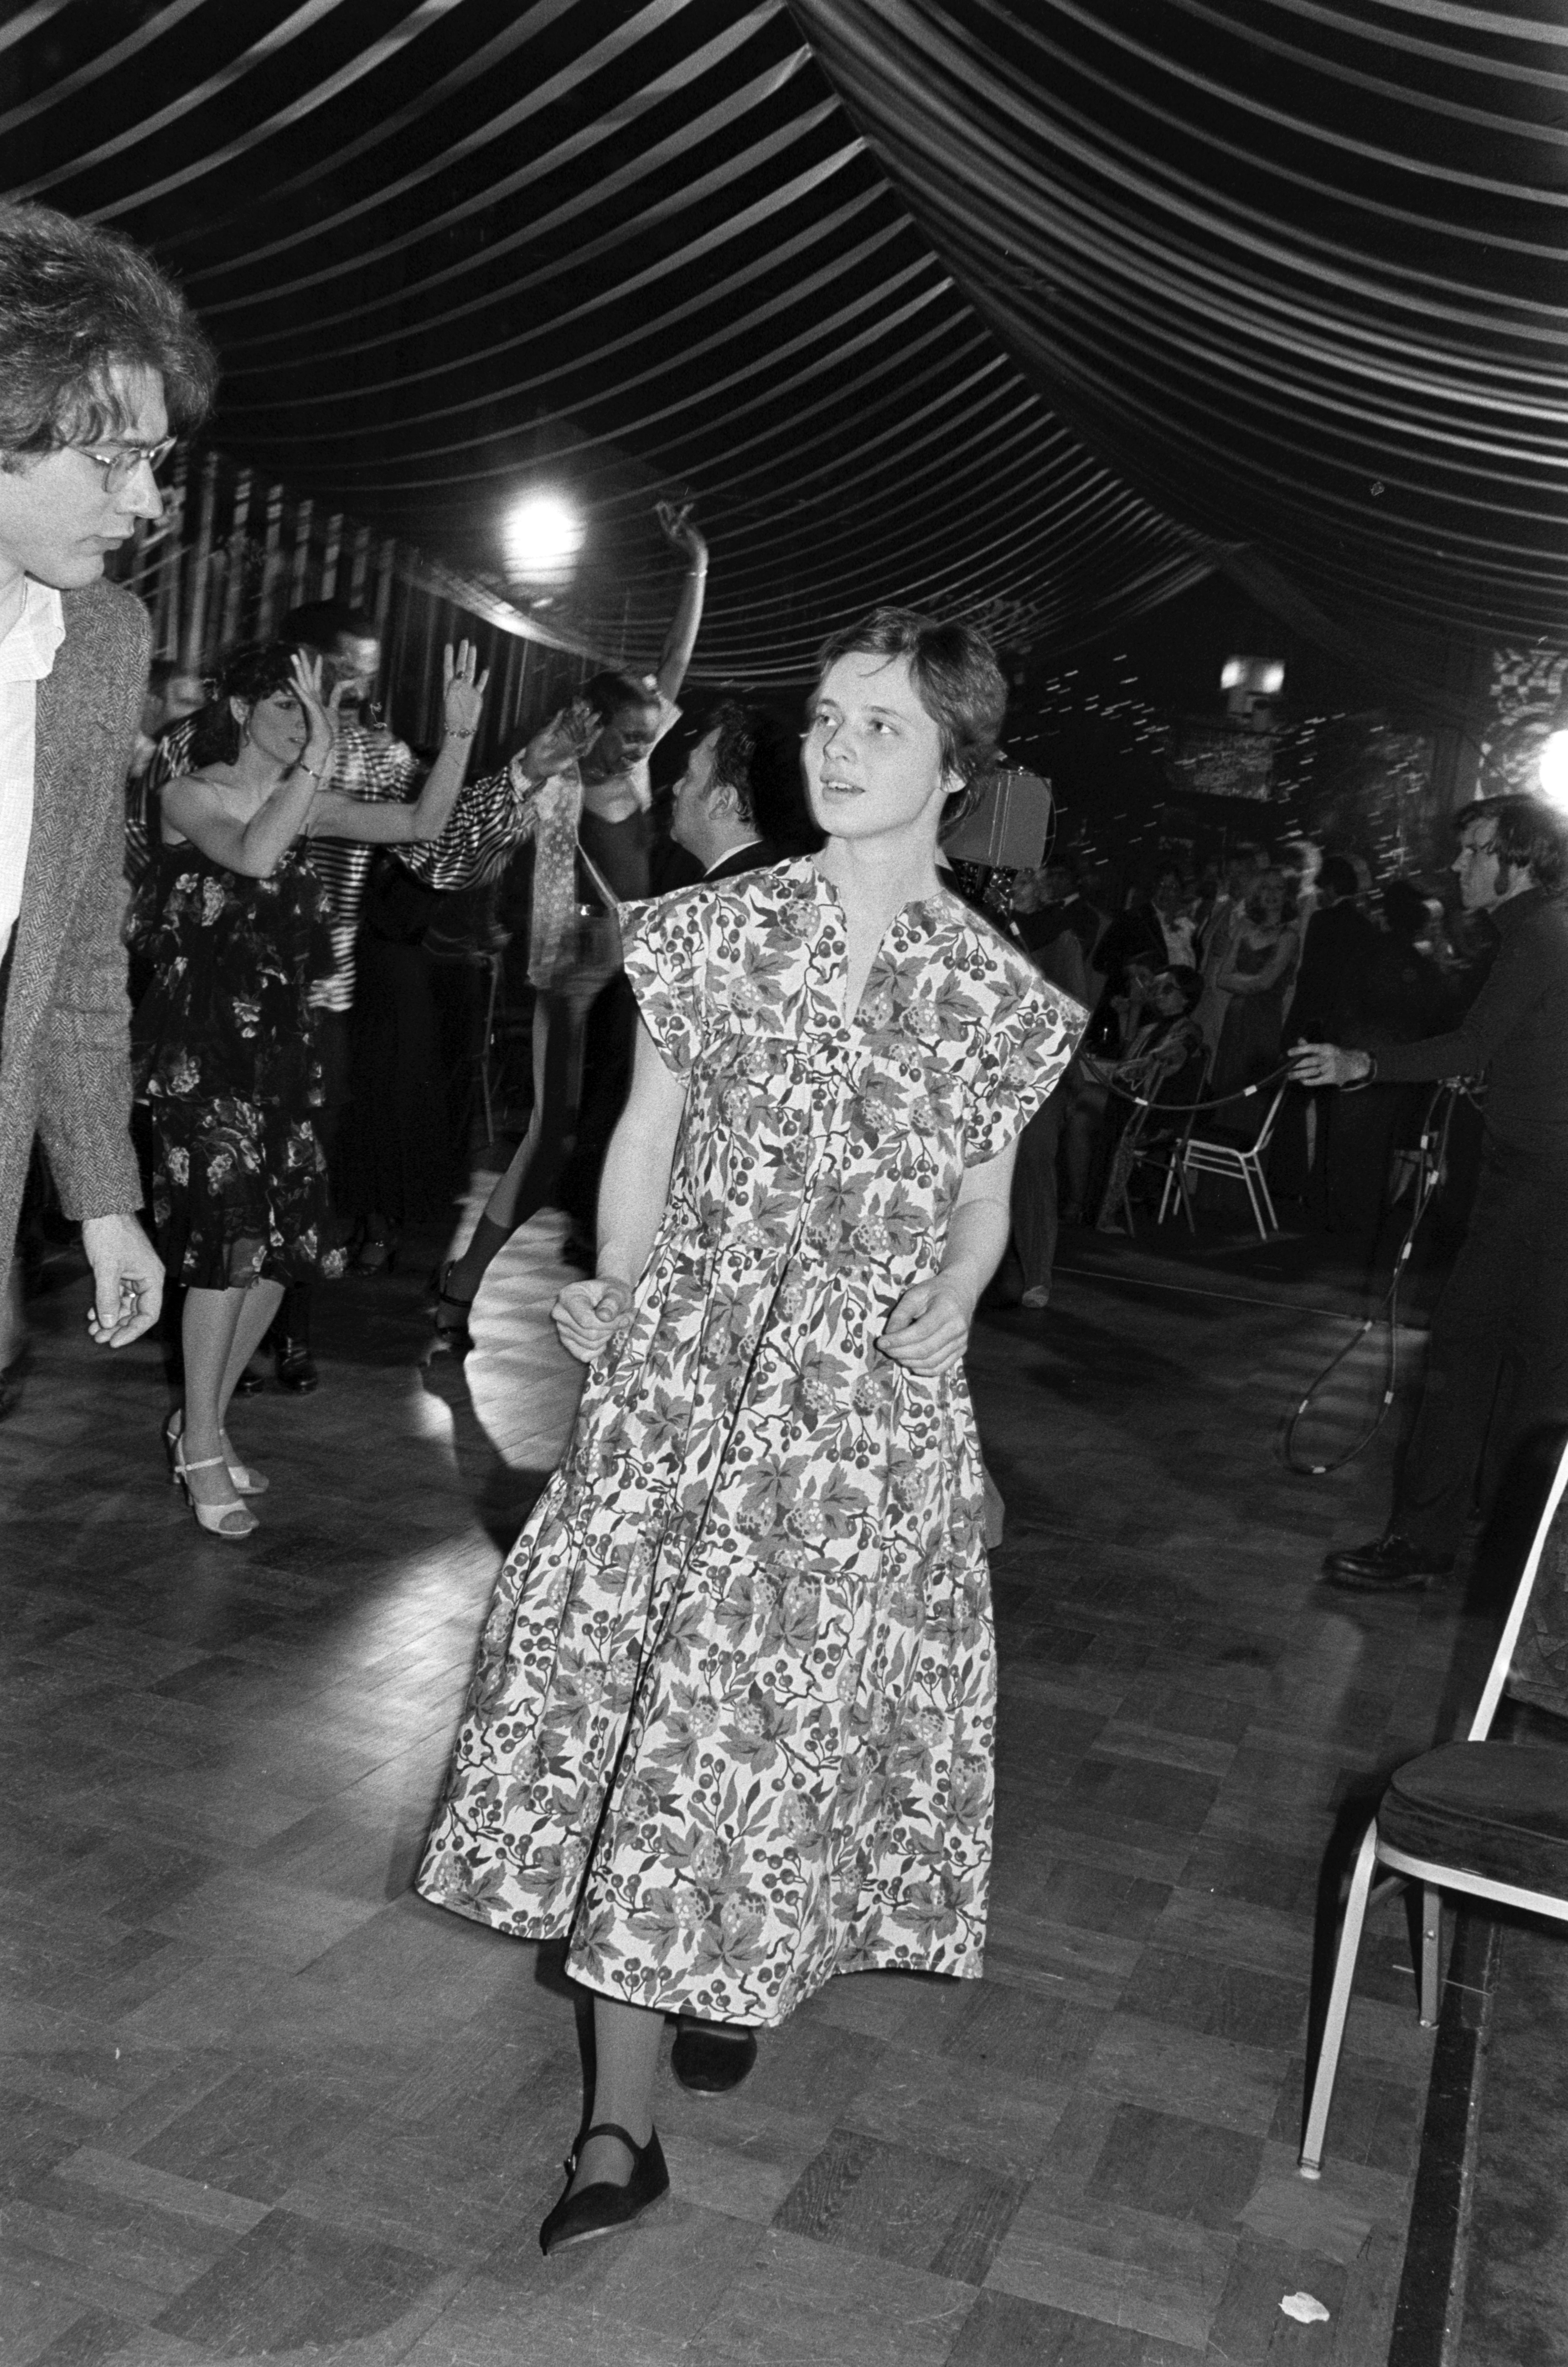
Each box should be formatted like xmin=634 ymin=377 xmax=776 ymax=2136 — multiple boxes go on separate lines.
xmin=133 ymin=844 xmax=336 ymax=1290
xmin=417 ymin=859 xmax=1082 ymax=2025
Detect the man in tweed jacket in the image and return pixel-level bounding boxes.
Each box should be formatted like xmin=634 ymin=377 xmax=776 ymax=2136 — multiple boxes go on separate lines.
xmin=0 ymin=202 xmax=214 ymax=1383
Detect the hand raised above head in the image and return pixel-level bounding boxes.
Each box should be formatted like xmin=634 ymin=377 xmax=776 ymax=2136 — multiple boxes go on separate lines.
xmin=655 ymin=498 xmax=707 ymax=566
xmin=289 ymin=649 xmax=340 ymax=771
xmin=515 ymin=699 xmax=600 ymax=786
xmin=441 ymin=639 xmax=490 ymax=740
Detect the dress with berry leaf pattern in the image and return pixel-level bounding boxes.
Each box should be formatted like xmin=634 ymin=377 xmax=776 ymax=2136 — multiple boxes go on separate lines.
xmin=417 ymin=858 xmax=1082 ymax=2024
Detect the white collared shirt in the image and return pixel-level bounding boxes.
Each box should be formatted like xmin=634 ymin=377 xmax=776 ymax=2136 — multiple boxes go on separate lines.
xmin=0 ymin=578 xmax=67 ymax=953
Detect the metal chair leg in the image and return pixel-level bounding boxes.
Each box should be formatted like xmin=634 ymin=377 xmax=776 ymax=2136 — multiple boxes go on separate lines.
xmin=1300 ymin=1821 xmax=1380 ymax=2177
xmin=1419 ymin=1885 xmax=1442 ymax=2028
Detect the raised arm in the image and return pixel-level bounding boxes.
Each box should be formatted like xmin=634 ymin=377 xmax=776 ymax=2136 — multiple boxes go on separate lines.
xmin=552 ymin=1016 xmax=688 ymax=1362
xmin=161 ymin=651 xmax=336 ymax=877
xmin=310 ymin=643 xmax=489 ymax=845
xmin=651 ymin=501 xmax=709 ymax=705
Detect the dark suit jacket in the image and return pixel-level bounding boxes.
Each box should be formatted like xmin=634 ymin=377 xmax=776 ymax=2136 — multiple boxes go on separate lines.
xmin=0 ymin=579 xmax=149 ymax=1255
xmin=656 ymin=839 xmax=784 ymax=894
xmin=702 ymin=839 xmax=784 ymax=884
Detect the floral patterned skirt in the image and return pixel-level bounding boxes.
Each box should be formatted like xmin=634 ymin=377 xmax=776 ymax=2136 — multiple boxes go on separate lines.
xmin=148 ymin=1089 xmax=332 ymax=1291
xmin=416 ymin=1349 xmax=998 ymax=2029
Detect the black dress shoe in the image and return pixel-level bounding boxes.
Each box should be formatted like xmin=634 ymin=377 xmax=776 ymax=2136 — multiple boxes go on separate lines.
xmin=1321 ymin=1532 xmax=1454 ymax=1592
xmin=232 ymin=1360 xmax=266 ymax=1398
xmin=538 ymin=2122 xmax=668 ymax=2254
xmin=670 ymin=2022 xmax=758 ymax=2095
xmin=274 ymin=1337 xmax=319 ymax=1393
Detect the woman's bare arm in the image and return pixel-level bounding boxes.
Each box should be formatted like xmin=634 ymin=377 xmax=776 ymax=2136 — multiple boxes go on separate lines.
xmin=651 ymin=504 xmax=709 ymax=705
xmin=879 ymin=1144 xmax=1018 ymax=1374
xmin=1220 ymin=926 xmax=1298 ymax=995
xmin=161 ymin=769 xmax=320 ymax=879
xmin=552 ymin=1017 xmax=689 ymax=1362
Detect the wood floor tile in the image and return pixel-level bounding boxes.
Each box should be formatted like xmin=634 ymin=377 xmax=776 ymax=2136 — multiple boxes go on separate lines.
xmin=150 ymin=2207 xmax=454 ymax=2354
xmin=775 ymin=2127 xmax=1026 ymax=2283
xmin=948 ymin=2288 xmax=1204 ymax=2364
xmin=687 ymin=2225 xmax=975 ymax=2366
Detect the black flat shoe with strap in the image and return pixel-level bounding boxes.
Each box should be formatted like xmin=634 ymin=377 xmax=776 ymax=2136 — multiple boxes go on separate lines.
xmin=670 ymin=2021 xmax=758 ymax=2095
xmin=538 ymin=2122 xmax=669 ymax=2255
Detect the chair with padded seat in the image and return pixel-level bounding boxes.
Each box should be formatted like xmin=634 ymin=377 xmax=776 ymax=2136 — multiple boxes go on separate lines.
xmin=1299 ymin=1430 xmax=1568 ymax=2177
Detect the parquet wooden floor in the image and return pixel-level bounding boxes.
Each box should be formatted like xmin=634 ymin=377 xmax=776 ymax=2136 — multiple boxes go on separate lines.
xmin=0 ymin=1208 xmax=1493 ymax=2365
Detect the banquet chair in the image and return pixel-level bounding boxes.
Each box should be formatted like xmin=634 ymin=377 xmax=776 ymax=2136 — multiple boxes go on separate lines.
xmin=1166 ymin=1080 xmax=1287 ymax=1242
xmin=1298 ymin=1430 xmax=1568 ymax=2178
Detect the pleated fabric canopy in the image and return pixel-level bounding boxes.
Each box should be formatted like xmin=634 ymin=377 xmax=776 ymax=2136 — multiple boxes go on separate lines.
xmin=796 ymin=0 xmax=1568 ymax=654
xmin=2 ymin=0 xmax=1563 ymax=677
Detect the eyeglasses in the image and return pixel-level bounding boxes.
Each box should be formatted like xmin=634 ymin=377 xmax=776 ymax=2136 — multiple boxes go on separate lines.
xmin=71 ymin=437 xmax=177 ymax=494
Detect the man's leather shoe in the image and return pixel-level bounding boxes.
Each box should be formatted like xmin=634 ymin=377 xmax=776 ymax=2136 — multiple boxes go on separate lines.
xmin=232 ymin=1360 xmax=265 ymax=1398
xmin=274 ymin=1338 xmax=319 ymax=1393
xmin=670 ymin=2022 xmax=758 ymax=2095
xmin=1322 ymin=1532 xmax=1454 ymax=1591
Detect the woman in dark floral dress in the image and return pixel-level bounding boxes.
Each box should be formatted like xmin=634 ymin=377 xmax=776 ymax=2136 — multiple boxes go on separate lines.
xmin=417 ymin=609 xmax=1083 ymax=2250
xmin=136 ymin=639 xmax=485 ymax=1537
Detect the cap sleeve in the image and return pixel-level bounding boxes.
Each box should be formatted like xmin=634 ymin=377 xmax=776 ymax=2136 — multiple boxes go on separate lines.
xmin=965 ymin=974 xmax=1086 ymax=1164
xmin=620 ymin=892 xmax=708 ymax=1078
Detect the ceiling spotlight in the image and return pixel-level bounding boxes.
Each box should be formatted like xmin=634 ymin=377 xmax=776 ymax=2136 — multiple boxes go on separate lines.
xmin=503 ymin=491 xmax=583 ymax=580
xmin=1539 ymin=728 xmax=1568 ymax=807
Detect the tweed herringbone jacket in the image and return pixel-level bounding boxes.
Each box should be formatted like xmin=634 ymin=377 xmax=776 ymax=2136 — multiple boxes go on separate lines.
xmin=0 ymin=578 xmax=149 ymax=1257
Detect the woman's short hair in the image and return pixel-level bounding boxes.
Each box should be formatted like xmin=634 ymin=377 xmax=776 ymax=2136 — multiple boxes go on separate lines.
xmin=1460 ymin=795 xmax=1568 ymax=897
xmin=813 ymin=607 xmax=1007 ymax=824
xmin=188 ymin=643 xmax=299 ymax=770
xmin=0 ymin=200 xmax=216 ymax=460
xmin=582 ymin=669 xmax=662 ymax=728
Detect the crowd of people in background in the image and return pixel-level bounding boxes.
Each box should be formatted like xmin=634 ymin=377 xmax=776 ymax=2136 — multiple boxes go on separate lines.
xmin=12 ymin=605 xmax=1500 ymax=1419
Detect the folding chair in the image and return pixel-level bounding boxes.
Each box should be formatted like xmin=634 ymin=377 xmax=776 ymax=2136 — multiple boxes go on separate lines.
xmin=1299 ymin=1430 xmax=1568 ymax=2177
xmin=1168 ymin=1080 xmax=1287 ymax=1242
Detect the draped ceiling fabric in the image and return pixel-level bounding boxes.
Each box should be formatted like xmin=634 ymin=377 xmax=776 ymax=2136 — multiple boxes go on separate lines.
xmin=793 ymin=0 xmax=1568 ymax=668
xmin=1 ymin=2 xmax=1561 ymax=686
xmin=0 ymin=0 xmax=1213 ymax=683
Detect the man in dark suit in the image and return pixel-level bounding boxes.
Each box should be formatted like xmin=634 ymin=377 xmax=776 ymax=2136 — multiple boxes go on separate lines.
xmin=0 ymin=201 xmax=214 ymax=1399
xmin=663 ymin=701 xmax=811 ymax=888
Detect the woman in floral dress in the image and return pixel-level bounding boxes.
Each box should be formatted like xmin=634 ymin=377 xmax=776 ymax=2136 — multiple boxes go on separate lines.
xmin=135 ymin=640 xmax=484 ymax=1536
xmin=417 ymin=609 xmax=1082 ymax=2250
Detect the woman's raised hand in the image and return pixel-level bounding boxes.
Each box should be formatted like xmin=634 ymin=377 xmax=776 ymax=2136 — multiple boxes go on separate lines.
xmin=442 ymin=639 xmax=489 ymax=742
xmin=289 ymin=650 xmax=341 ymax=777
xmin=552 ymin=1275 xmax=633 ymax=1363
xmin=513 ymin=698 xmax=600 ymax=787
xmin=656 ymin=498 xmax=707 ymax=569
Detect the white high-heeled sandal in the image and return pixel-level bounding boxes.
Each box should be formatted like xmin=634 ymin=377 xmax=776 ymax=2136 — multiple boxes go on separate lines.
xmin=164 ymin=1409 xmax=268 ymax=1496
xmin=173 ymin=1442 xmax=258 ymax=1540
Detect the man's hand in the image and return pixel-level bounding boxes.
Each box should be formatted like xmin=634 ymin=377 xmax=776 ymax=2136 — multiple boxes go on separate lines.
xmin=878 ymin=1277 xmax=974 ymax=1374
xmin=81 ymin=1213 xmax=163 ymax=1347
xmin=1290 ymin=1042 xmax=1372 ymax=1089
xmin=552 ymin=1275 xmax=633 ymax=1364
